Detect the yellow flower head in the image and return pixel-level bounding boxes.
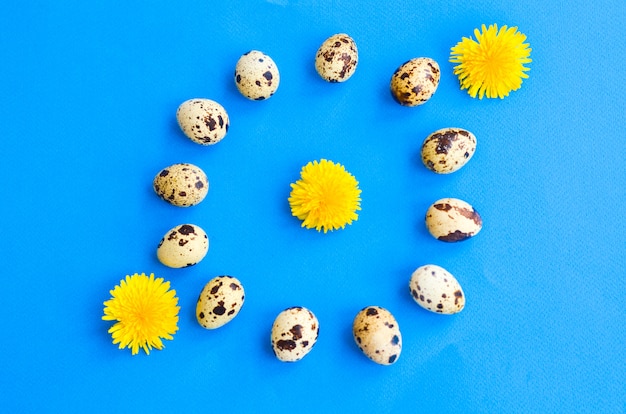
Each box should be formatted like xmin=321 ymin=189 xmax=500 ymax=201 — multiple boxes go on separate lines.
xmin=289 ymin=159 xmax=361 ymax=233
xmin=450 ymin=24 xmax=532 ymax=99
xmin=102 ymin=273 xmax=179 ymax=355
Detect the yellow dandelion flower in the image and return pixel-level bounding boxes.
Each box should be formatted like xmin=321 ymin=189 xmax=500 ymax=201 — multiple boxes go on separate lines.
xmin=289 ymin=159 xmax=361 ymax=233
xmin=102 ymin=273 xmax=179 ymax=355
xmin=450 ymin=24 xmax=532 ymax=99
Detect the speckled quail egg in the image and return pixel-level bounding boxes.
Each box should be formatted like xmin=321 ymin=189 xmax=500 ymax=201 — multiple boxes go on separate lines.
xmin=234 ymin=50 xmax=280 ymax=100
xmin=421 ymin=127 xmax=477 ymax=174
xmin=271 ymin=306 xmax=319 ymax=362
xmin=176 ymin=99 xmax=229 ymax=145
xmin=390 ymin=57 xmax=440 ymax=106
xmin=410 ymin=265 xmax=465 ymax=314
xmin=156 ymin=224 xmax=209 ymax=268
xmin=353 ymin=306 xmax=402 ymax=365
xmin=196 ymin=276 xmax=245 ymax=329
xmin=425 ymin=198 xmax=482 ymax=242
xmin=153 ymin=163 xmax=208 ymax=207
xmin=315 ymin=33 xmax=358 ymax=82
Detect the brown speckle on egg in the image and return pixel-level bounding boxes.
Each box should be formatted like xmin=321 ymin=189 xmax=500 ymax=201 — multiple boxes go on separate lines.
xmin=271 ymin=307 xmax=319 ymax=362
xmin=315 ymin=34 xmax=358 ymax=82
xmin=409 ymin=265 xmax=465 ymax=314
xmin=176 ymin=99 xmax=229 ymax=145
xmin=421 ymin=128 xmax=477 ymax=174
xmin=234 ymin=50 xmax=280 ymax=100
xmin=156 ymin=223 xmax=209 ymax=268
xmin=153 ymin=163 xmax=208 ymax=207
xmin=196 ymin=276 xmax=245 ymax=329
xmin=352 ymin=306 xmax=402 ymax=365
xmin=425 ymin=198 xmax=482 ymax=242
xmin=390 ymin=57 xmax=440 ymax=106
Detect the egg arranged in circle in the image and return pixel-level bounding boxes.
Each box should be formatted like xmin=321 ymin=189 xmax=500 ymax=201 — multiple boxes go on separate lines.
xmin=409 ymin=265 xmax=465 ymax=314
xmin=196 ymin=276 xmax=245 ymax=329
xmin=153 ymin=163 xmax=208 ymax=207
xmin=425 ymin=198 xmax=482 ymax=242
xmin=234 ymin=50 xmax=280 ymax=100
xmin=352 ymin=306 xmax=402 ymax=365
xmin=176 ymin=98 xmax=229 ymax=145
xmin=315 ymin=33 xmax=358 ymax=82
xmin=421 ymin=127 xmax=477 ymax=174
xmin=390 ymin=57 xmax=440 ymax=106
xmin=271 ymin=306 xmax=319 ymax=362
xmin=156 ymin=224 xmax=209 ymax=268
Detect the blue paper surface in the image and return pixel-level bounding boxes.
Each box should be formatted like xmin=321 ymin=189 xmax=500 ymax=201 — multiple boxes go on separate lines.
xmin=1 ymin=0 xmax=625 ymax=412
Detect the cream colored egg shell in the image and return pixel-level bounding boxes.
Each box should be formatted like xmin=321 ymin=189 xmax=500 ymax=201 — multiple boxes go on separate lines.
xmin=156 ymin=224 xmax=209 ymax=268
xmin=390 ymin=57 xmax=440 ymax=106
xmin=235 ymin=50 xmax=280 ymax=100
xmin=176 ymin=99 xmax=229 ymax=145
xmin=353 ymin=306 xmax=402 ymax=365
xmin=153 ymin=163 xmax=208 ymax=207
xmin=271 ymin=306 xmax=319 ymax=362
xmin=421 ymin=128 xmax=477 ymax=174
xmin=410 ymin=265 xmax=465 ymax=314
xmin=196 ymin=276 xmax=245 ymax=329
xmin=315 ymin=33 xmax=358 ymax=82
xmin=425 ymin=198 xmax=482 ymax=242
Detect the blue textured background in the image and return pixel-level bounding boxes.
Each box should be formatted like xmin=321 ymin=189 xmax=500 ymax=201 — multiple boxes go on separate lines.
xmin=2 ymin=0 xmax=625 ymax=412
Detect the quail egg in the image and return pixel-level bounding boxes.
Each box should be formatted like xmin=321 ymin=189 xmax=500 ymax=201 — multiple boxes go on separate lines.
xmin=410 ymin=265 xmax=465 ymax=314
xmin=153 ymin=163 xmax=208 ymax=207
xmin=421 ymin=127 xmax=477 ymax=174
xmin=390 ymin=57 xmax=440 ymax=106
xmin=425 ymin=198 xmax=482 ymax=242
xmin=271 ymin=306 xmax=319 ymax=362
xmin=176 ymin=99 xmax=229 ymax=145
xmin=315 ymin=33 xmax=358 ymax=82
xmin=157 ymin=224 xmax=209 ymax=268
xmin=196 ymin=276 xmax=245 ymax=329
xmin=235 ymin=50 xmax=280 ymax=100
xmin=353 ymin=306 xmax=402 ymax=365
